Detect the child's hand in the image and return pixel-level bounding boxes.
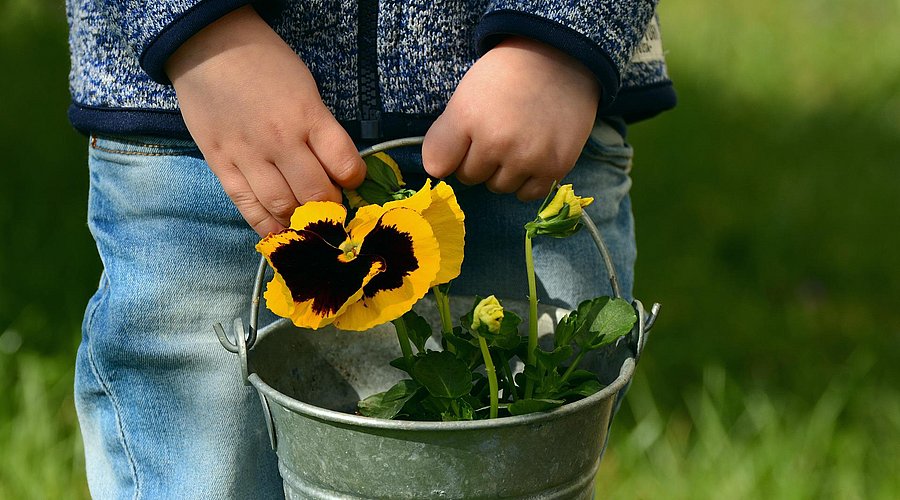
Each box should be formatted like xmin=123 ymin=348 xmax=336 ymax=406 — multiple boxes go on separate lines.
xmin=422 ymin=37 xmax=601 ymax=201
xmin=166 ymin=6 xmax=366 ymax=236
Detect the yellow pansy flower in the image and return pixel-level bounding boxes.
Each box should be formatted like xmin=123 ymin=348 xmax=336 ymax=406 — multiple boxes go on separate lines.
xmin=256 ymin=179 xmax=465 ymax=332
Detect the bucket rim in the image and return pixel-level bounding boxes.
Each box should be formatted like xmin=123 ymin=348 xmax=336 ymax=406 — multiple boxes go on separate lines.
xmin=247 ymin=342 xmax=636 ymax=431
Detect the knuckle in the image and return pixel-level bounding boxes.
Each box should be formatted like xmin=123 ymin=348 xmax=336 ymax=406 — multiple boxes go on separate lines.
xmin=454 ymin=169 xmax=480 ymax=186
xmin=264 ymin=196 xmax=299 ymax=219
xmin=219 ymin=179 xmax=253 ymax=205
xmin=329 ymin=155 xmax=365 ymax=185
xmin=485 ymin=179 xmax=514 ymax=194
xmin=300 ymin=188 xmax=337 ymax=204
xmin=482 ymin=132 xmax=516 ymax=160
xmin=247 ymin=214 xmax=275 ymax=235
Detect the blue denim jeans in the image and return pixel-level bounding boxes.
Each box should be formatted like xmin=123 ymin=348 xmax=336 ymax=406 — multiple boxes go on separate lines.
xmin=75 ymin=120 xmax=635 ymax=499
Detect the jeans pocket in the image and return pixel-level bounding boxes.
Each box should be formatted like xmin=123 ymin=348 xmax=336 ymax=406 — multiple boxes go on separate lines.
xmin=90 ymin=135 xmax=201 ymax=158
xmin=581 ymin=120 xmax=634 ymax=173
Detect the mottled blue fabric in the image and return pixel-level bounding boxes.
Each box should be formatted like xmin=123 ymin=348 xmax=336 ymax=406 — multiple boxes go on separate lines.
xmin=66 ymin=1 xmax=675 ymax=139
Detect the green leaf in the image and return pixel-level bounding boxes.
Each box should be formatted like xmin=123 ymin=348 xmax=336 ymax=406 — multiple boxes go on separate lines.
xmin=364 ymin=154 xmax=402 ymax=190
xmin=578 ymin=297 xmax=637 ymax=350
xmin=478 ymin=316 xmax=523 ymax=350
xmin=554 ymin=312 xmax=578 ymax=348
xmin=418 ymin=395 xmax=451 ymax=419
xmin=534 ymin=345 xmax=574 ymax=372
xmin=401 ymin=310 xmax=432 ymax=352
xmin=564 ymin=369 xmax=599 ymax=385
xmin=492 ymin=311 xmax=524 ymax=350
xmin=458 ymin=296 xmax=481 ymax=334
xmin=389 ymin=356 xmax=413 ymax=375
xmin=524 ymin=214 xmax=583 ymax=239
xmin=559 ymin=379 xmax=604 ymax=399
xmin=411 ymin=351 xmax=473 ymax=399
xmin=442 ymin=327 xmax=481 ymax=368
xmin=357 ymin=380 xmax=422 ymax=419
xmin=573 ymin=297 xmax=608 ymax=342
xmin=507 ymin=398 xmax=565 ymax=416
xmin=354 ymin=181 xmax=394 ymax=205
xmin=441 ymin=398 xmax=475 ymax=421
xmin=522 ymin=364 xmax=542 ymax=382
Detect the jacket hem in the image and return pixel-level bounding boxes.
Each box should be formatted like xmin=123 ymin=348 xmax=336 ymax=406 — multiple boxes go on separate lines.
xmin=475 ymin=10 xmax=620 ymax=110
xmin=68 ymin=102 xmax=443 ymax=143
xmin=68 ymin=103 xmax=193 ymax=139
xmin=605 ymin=82 xmax=677 ymax=124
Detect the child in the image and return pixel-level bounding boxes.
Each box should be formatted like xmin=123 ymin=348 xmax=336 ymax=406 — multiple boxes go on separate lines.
xmin=67 ymin=2 xmax=674 ymax=497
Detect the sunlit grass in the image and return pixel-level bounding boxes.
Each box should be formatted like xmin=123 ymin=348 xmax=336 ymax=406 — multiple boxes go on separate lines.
xmin=598 ymin=362 xmax=900 ymax=499
xmin=0 ymin=352 xmax=87 ymax=500
xmin=658 ymin=0 xmax=900 ymax=127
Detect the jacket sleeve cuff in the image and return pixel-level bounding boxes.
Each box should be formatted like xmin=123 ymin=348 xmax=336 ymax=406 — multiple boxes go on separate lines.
xmin=475 ymin=10 xmax=621 ymax=110
xmin=139 ymin=0 xmax=254 ymax=85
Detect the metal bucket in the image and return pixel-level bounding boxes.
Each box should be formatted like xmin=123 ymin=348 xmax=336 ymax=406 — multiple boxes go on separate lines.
xmin=216 ymin=138 xmax=659 ymax=499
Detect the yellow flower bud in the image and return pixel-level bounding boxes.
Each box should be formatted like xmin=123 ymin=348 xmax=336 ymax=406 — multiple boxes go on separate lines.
xmin=472 ymin=295 xmax=504 ymax=334
xmin=537 ymin=184 xmax=593 ymax=220
xmin=527 ymin=184 xmax=594 ymax=238
xmin=537 ymin=184 xmax=573 ymax=220
xmin=566 ymin=193 xmax=593 ymax=218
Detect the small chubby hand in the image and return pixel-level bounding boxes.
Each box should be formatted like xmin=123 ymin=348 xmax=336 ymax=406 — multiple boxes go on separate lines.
xmin=422 ymin=36 xmax=601 ymax=201
xmin=166 ymin=6 xmax=366 ymax=236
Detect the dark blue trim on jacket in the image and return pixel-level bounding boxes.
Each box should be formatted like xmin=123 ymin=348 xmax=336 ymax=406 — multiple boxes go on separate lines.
xmin=69 ymin=103 xmax=193 ymax=139
xmin=68 ymin=102 xmax=443 ymax=143
xmin=140 ymin=0 xmax=252 ymax=85
xmin=606 ymin=82 xmax=677 ymax=123
xmin=475 ymin=10 xmax=621 ymax=110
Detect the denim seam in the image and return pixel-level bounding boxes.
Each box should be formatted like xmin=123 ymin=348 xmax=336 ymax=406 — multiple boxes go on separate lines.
xmin=90 ymin=136 xmax=195 ymax=157
xmin=83 ymin=286 xmax=141 ymax=500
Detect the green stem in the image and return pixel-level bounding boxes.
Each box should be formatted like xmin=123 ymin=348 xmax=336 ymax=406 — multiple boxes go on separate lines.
xmin=432 ymin=286 xmax=453 ymax=334
xmin=450 ymin=399 xmax=461 ymax=417
xmin=524 ymin=234 xmax=538 ymax=399
xmin=477 ymin=337 xmax=499 ymax=419
xmin=560 ymin=350 xmax=587 ymax=385
xmin=432 ymin=286 xmax=455 ymax=353
xmin=392 ymin=318 xmax=414 ymax=363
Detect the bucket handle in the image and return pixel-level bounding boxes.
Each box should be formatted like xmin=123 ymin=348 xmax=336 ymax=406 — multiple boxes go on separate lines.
xmin=215 ymin=136 xmax=660 ymax=381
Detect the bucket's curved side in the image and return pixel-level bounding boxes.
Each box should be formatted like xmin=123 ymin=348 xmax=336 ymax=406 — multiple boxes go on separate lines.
xmin=249 ymin=353 xmax=636 ymax=499
xmin=261 ymin=386 xmax=614 ymax=500
xmin=244 ymin=298 xmax=640 ymax=499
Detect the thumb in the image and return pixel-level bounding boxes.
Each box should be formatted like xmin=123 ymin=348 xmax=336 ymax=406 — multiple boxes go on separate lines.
xmin=422 ymin=113 xmax=470 ymax=179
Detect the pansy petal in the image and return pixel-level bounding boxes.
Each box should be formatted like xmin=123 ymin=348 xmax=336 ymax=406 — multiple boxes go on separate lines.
xmin=347 ymin=179 xmax=464 ymax=287
xmin=422 ymin=181 xmax=465 ymax=285
xmin=335 ymin=208 xmax=440 ymax=331
xmin=258 ymin=229 xmax=384 ymax=329
xmin=288 ymin=201 xmax=348 ymax=246
xmin=346 ymin=179 xmax=433 ymax=234
xmin=347 ymin=203 xmax=388 ymax=234
xmin=262 ymin=272 xmax=296 ymax=319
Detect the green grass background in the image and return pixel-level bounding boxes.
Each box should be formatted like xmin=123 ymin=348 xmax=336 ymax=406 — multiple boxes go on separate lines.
xmin=1 ymin=0 xmax=898 ymax=498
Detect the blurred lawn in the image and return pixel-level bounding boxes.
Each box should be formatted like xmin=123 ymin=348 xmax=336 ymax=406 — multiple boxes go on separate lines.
xmin=1 ymin=0 xmax=898 ymax=498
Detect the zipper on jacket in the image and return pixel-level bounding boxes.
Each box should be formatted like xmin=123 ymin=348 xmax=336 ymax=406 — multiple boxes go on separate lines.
xmin=358 ymin=1 xmax=381 ymax=140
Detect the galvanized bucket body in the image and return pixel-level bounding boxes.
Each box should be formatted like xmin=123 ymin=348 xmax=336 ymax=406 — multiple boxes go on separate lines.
xmin=233 ymin=297 xmax=650 ymax=499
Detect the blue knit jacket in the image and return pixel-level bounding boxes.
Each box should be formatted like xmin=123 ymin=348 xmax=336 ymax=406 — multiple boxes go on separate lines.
xmin=66 ymin=0 xmax=676 ymax=141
